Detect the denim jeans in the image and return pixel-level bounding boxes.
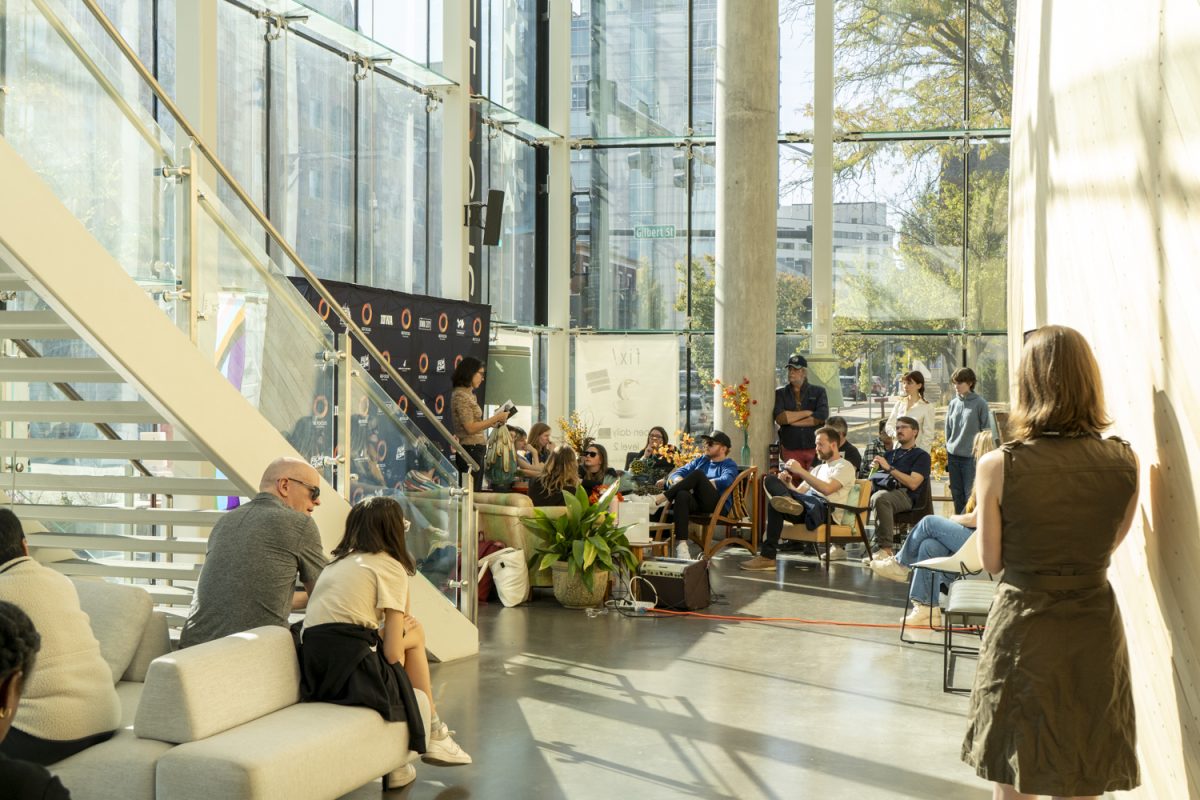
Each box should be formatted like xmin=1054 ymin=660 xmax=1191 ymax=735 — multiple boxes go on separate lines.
xmin=946 ymin=453 xmax=976 ymax=514
xmin=894 ymin=515 xmax=973 ymax=604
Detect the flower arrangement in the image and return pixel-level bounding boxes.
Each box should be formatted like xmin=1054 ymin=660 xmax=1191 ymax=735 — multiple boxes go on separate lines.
xmin=929 ymin=432 xmax=948 ymax=478
xmin=587 ymin=483 xmax=624 ymax=505
xmin=557 ymin=411 xmax=595 ymax=454
xmin=713 ymin=377 xmax=758 ymax=430
xmin=651 ymin=430 xmax=704 ymax=468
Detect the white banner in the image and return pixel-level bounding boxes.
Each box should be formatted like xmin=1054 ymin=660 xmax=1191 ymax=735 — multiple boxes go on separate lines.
xmin=573 ymin=335 xmax=679 ymax=466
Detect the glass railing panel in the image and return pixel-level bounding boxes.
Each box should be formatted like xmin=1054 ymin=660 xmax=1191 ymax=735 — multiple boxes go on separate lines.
xmin=193 ymin=188 xmax=338 ymax=483
xmin=0 ymin=0 xmax=182 ymax=299
xmin=347 ymin=367 xmax=462 ymax=607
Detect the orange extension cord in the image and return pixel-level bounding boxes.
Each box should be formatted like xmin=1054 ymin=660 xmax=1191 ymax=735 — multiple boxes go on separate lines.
xmin=646 ymin=607 xmax=982 ymax=632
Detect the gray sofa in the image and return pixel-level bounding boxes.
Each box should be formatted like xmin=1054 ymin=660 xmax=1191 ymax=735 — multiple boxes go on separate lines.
xmin=50 ymin=579 xmax=430 ymax=800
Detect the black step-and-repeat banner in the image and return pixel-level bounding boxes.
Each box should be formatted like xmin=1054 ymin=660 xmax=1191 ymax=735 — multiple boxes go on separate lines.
xmin=291 ymin=278 xmax=491 ymax=476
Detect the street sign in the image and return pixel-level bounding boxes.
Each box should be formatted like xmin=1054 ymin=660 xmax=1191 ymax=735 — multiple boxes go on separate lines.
xmin=634 ymin=225 xmax=676 ymax=239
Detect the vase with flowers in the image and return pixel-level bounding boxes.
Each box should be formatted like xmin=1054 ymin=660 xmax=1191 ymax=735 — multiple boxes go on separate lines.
xmin=556 ymin=411 xmax=596 ymax=455
xmin=714 ymin=377 xmax=758 ymax=466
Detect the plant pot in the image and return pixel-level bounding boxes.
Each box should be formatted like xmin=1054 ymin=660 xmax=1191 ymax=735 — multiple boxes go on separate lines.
xmin=550 ymin=561 xmax=610 ymax=608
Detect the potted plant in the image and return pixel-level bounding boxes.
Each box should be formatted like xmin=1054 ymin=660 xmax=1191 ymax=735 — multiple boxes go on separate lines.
xmin=522 ymin=486 xmax=638 ymax=608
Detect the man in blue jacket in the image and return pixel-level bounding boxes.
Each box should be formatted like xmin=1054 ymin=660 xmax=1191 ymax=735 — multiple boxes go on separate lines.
xmin=653 ymin=430 xmax=740 ymax=558
xmin=944 ymin=367 xmax=991 ymax=513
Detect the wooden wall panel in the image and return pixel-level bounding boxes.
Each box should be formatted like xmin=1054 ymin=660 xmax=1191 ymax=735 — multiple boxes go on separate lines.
xmin=1010 ymin=1 xmax=1200 ymax=796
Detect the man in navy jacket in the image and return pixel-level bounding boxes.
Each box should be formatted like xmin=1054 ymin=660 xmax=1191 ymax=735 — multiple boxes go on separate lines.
xmin=653 ymin=431 xmax=740 ymax=557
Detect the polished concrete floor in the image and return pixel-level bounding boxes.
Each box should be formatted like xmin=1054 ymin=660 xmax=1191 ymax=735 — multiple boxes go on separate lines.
xmin=349 ymin=551 xmax=988 ymax=799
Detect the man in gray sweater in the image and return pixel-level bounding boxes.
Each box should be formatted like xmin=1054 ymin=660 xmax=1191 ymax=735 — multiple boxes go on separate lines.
xmin=943 ymin=367 xmax=991 ymax=513
xmin=179 ymin=457 xmax=328 ymax=648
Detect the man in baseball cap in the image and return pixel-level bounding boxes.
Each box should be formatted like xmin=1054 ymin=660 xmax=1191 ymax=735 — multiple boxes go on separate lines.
xmin=773 ymin=353 xmax=828 ymax=470
xmin=653 ymin=430 xmax=739 ymax=558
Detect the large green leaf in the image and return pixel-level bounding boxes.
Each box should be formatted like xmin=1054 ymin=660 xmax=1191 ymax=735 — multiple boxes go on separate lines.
xmin=583 ymin=540 xmax=597 ymax=570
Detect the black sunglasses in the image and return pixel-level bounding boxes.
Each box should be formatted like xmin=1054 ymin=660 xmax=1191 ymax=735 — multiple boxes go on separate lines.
xmin=583 ymin=451 xmax=600 ymax=457
xmin=284 ymin=477 xmax=320 ymax=500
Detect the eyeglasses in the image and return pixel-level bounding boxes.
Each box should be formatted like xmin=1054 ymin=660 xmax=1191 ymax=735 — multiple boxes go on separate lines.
xmin=583 ymin=451 xmax=600 ymax=457
xmin=282 ymin=477 xmax=320 ymax=500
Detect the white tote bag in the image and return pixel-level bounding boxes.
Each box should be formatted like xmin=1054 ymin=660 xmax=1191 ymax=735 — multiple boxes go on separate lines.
xmin=617 ymin=498 xmax=652 ymax=544
xmin=477 ymin=547 xmax=530 ymax=607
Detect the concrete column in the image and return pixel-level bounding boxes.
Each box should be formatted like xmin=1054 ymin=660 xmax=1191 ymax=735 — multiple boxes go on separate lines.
xmin=440 ymin=0 xmax=472 ymax=301
xmin=806 ymin=0 xmax=841 ymax=404
xmin=544 ymin=0 xmax=572 ymax=425
xmin=714 ymin=0 xmax=779 ymax=466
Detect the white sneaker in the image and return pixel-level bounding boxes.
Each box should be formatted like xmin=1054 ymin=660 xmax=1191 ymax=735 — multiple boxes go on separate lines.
xmin=819 ymin=545 xmax=847 ymax=562
xmin=675 ymin=540 xmax=695 ymax=560
xmin=905 ymin=602 xmax=943 ymax=628
xmin=383 ymin=762 xmax=416 ymax=789
xmin=870 ymin=557 xmax=911 ymax=584
xmin=423 ymin=725 xmax=472 ymax=766
xmin=862 ymin=551 xmax=894 ymax=565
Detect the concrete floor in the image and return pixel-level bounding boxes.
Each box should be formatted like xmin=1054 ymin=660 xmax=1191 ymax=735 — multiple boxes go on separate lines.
xmin=348 ymin=551 xmax=988 ymax=799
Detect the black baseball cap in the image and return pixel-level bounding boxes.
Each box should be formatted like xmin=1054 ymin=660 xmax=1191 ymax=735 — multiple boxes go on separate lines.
xmin=702 ymin=430 xmax=733 ymax=449
xmin=786 ymin=354 xmax=807 ymax=369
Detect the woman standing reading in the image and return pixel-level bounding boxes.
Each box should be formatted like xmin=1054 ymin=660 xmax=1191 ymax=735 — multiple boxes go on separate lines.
xmin=962 ymin=325 xmax=1140 ymax=799
xmin=450 ymin=357 xmax=512 ymax=492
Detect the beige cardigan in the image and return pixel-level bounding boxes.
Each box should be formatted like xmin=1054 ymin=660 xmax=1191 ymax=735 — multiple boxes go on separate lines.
xmin=0 ymin=557 xmax=120 ymax=741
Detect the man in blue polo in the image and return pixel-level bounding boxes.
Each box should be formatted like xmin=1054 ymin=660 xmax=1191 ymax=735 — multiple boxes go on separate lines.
xmin=773 ymin=354 xmax=829 ymax=470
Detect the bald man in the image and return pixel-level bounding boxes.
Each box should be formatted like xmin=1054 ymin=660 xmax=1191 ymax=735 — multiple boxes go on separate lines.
xmin=179 ymin=458 xmax=328 ymax=648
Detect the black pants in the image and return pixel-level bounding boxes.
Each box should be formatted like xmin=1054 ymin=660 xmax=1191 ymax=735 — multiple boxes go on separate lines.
xmin=0 ymin=727 xmax=115 ymax=766
xmin=456 ymin=444 xmax=486 ymax=493
xmin=761 ymin=475 xmax=828 ymax=559
xmin=665 ymin=470 xmax=721 ymax=546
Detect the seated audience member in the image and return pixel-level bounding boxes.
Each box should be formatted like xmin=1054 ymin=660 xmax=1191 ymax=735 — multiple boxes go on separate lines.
xmin=863 ymin=416 xmax=931 ymax=561
xmin=859 ymin=419 xmax=894 ymax=478
xmin=774 ymin=354 xmax=829 ymax=469
xmin=0 ymin=510 xmax=120 ymax=766
xmin=741 ymin=426 xmax=856 ymax=571
xmin=507 ymin=426 xmax=543 ymax=480
xmin=579 ymin=442 xmax=621 ymax=496
xmin=653 ymin=431 xmax=740 ymax=558
xmin=179 ymin=457 xmax=328 ymax=648
xmin=625 ymin=426 xmax=670 ymax=470
xmin=868 ymin=429 xmax=998 ymax=625
xmin=0 ymin=602 xmax=71 ymax=799
xmin=825 ymin=416 xmax=862 ymax=473
xmin=401 ymin=449 xmax=444 ymax=493
xmin=869 ymin=498 xmax=978 ymax=627
xmin=528 ymin=447 xmax=581 ymax=506
xmin=526 ymin=422 xmax=553 ymax=470
xmin=300 ymin=497 xmax=469 ymax=790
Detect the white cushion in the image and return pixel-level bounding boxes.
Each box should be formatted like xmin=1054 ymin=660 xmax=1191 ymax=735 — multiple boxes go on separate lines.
xmin=123 ymin=611 xmax=171 ymax=683
xmin=134 ymin=626 xmax=300 ymax=744
xmin=70 ymin=578 xmax=153 ymax=685
xmin=155 ymin=700 xmax=427 ymax=800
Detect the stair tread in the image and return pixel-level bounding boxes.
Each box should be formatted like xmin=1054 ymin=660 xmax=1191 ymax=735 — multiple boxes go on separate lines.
xmin=27 ymin=532 xmax=209 ymax=554
xmin=0 ymin=357 xmax=121 ymax=382
xmin=0 ymin=400 xmax=163 ymax=423
xmin=11 ymin=503 xmax=221 ymax=525
xmin=7 ymin=472 xmax=242 ymax=495
xmin=0 ymin=310 xmax=74 ymax=338
xmin=0 ymin=438 xmax=202 ymax=459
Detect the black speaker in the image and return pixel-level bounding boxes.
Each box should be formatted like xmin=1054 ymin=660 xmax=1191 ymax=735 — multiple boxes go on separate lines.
xmin=482 ymin=189 xmax=504 ymax=246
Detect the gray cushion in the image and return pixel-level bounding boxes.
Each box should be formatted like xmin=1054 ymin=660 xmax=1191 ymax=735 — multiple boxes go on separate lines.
xmin=70 ymin=578 xmax=153 ymax=685
xmin=122 ymin=611 xmax=171 ymax=683
xmin=49 ymin=683 xmax=171 ymax=800
xmin=155 ymin=701 xmax=424 ymax=800
xmin=135 ymin=626 xmax=300 ymax=744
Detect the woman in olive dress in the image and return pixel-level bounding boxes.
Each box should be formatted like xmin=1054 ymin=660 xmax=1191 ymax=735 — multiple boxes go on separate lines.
xmin=962 ymin=325 xmax=1140 ymax=799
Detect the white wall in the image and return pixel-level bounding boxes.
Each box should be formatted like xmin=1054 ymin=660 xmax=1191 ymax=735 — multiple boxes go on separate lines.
xmin=1010 ymin=1 xmax=1200 ymax=795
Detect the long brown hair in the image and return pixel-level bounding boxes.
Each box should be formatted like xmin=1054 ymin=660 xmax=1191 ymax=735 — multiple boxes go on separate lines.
xmin=333 ymin=496 xmax=416 ymax=574
xmin=1009 ymin=325 xmax=1111 ymax=440
xmin=537 ymin=446 xmax=579 ymax=497
xmin=527 ymin=422 xmax=552 ymax=458
xmin=902 ymin=370 xmax=926 ymax=400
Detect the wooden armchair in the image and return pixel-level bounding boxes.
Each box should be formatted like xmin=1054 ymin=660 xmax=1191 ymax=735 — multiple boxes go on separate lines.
xmin=779 ymin=478 xmax=873 ymax=569
xmin=686 ymin=466 xmax=759 ymax=559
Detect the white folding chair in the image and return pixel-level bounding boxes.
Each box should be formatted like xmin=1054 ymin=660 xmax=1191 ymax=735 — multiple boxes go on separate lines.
xmin=899 ymin=528 xmax=990 ymax=643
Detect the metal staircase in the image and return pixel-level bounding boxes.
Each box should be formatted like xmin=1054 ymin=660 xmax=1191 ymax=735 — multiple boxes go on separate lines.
xmin=0 ymin=0 xmax=480 ymax=659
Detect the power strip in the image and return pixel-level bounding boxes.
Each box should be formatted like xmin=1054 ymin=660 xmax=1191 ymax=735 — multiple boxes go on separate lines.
xmin=631 ymin=600 xmax=656 ymax=615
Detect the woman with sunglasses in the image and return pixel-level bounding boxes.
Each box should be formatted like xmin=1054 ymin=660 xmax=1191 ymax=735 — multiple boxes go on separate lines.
xmin=578 ymin=442 xmax=621 ymax=497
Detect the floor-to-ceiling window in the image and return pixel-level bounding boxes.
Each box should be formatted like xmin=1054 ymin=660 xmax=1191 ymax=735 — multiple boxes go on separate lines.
xmin=570 ymin=0 xmax=1015 ymax=445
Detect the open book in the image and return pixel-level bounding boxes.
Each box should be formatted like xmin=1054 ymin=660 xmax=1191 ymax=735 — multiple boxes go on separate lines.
xmin=499 ymin=400 xmax=517 ymax=418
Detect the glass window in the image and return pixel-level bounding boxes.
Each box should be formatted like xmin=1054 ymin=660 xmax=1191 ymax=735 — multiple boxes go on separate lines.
xmin=966 ymin=140 xmax=1009 ymax=329
xmin=483 ymin=0 xmax=539 ymax=120
xmin=832 ymin=141 xmax=964 ymax=328
xmin=270 ymin=32 xmax=355 ymax=282
xmin=779 ymin=1 xmax=815 ymax=134
xmin=835 ymin=0 xmax=966 ymax=132
xmin=357 ymin=72 xmax=430 ymax=293
xmin=571 ymin=146 xmax=690 ymax=330
xmin=778 ymin=145 xmax=815 ymax=331
xmin=358 ymin=0 xmax=430 ymax=64
xmin=303 ymin=0 xmax=357 ymax=29
xmin=571 ymin=0 xmax=690 ymax=138
xmin=968 ymin=0 xmax=1016 ymax=129
xmin=482 ymin=135 xmax=537 ymax=324
xmin=217 ymin=3 xmax=267 ymax=232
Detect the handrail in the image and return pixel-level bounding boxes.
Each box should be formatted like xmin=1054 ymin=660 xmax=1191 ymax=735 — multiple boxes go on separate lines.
xmin=74 ymin=0 xmax=479 ymax=473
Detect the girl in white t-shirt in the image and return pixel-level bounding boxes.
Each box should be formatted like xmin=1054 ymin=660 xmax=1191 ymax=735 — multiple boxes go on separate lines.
xmin=302 ymin=496 xmax=470 ymax=789
xmin=885 ymin=370 xmax=936 ymax=452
